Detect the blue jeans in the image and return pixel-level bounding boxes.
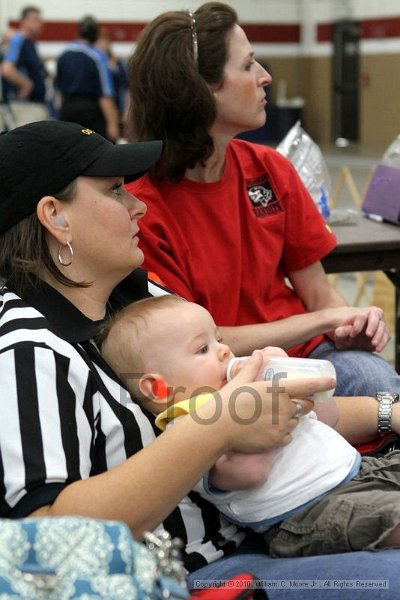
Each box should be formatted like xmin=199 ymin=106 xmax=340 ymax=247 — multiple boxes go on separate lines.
xmin=309 ymin=340 xmax=400 ymax=396
xmin=188 ymin=534 xmax=400 ymax=598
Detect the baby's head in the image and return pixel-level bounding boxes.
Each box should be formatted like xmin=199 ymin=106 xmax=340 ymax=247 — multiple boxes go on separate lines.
xmin=101 ymin=295 xmax=233 ymax=413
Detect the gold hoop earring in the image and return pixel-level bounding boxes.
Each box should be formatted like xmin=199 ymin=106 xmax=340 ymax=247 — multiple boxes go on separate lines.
xmin=58 ymin=241 xmax=74 ymax=267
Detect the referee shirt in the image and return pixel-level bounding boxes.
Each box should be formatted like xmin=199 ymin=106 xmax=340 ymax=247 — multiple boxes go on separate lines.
xmin=0 ymin=269 xmax=245 ymax=572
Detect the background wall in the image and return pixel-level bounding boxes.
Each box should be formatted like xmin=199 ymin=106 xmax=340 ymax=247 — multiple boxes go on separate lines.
xmin=1 ymin=0 xmax=400 ymax=148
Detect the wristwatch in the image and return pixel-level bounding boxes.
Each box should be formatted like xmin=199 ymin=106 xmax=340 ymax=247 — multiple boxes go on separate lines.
xmin=376 ymin=392 xmax=400 ymax=435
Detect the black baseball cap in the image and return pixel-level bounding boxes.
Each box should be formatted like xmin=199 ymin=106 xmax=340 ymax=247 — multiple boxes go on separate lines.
xmin=0 ymin=120 xmax=163 ymax=233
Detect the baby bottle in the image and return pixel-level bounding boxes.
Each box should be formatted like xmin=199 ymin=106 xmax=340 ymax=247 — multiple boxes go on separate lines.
xmin=227 ymin=355 xmax=336 ymax=402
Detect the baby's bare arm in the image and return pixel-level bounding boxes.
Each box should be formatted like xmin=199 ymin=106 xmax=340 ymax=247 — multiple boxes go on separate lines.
xmin=313 ymin=397 xmax=339 ymax=427
xmin=208 ymin=450 xmax=278 ymax=491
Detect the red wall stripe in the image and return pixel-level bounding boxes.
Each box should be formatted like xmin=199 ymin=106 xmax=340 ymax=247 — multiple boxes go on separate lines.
xmin=10 ymin=20 xmax=299 ymax=44
xmin=10 ymin=16 xmax=400 ymax=45
xmin=362 ymin=17 xmax=400 ymax=39
xmin=241 ymin=24 xmax=300 ymax=43
xmin=9 ymin=21 xmax=146 ymax=42
xmin=318 ymin=16 xmax=400 ymax=43
xmin=317 ymin=23 xmax=332 ymax=42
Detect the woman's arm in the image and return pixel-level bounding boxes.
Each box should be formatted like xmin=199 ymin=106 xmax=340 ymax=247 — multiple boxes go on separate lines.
xmin=220 ymin=262 xmax=389 ymax=355
xmin=31 ymin=354 xmax=330 ymax=538
xmin=334 ymin=395 xmax=383 ymax=444
xmin=220 ymin=306 xmax=386 ymax=355
xmin=289 ymin=261 xmax=348 ymax=312
xmin=289 ymin=262 xmax=389 ymax=352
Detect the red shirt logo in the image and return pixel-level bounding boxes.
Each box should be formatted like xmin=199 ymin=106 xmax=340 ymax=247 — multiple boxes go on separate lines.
xmin=247 ymin=177 xmax=283 ymax=218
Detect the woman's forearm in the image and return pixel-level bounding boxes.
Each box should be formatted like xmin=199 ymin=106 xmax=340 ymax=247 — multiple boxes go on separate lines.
xmin=220 ymin=309 xmax=342 ymax=355
xmin=336 ymin=395 xmax=400 ymax=445
xmin=334 ymin=396 xmax=379 ymax=444
xmin=30 ymin=365 xmax=331 ymax=537
xmin=34 ymin=408 xmax=228 ymax=538
xmin=35 ymin=394 xmax=378 ymax=534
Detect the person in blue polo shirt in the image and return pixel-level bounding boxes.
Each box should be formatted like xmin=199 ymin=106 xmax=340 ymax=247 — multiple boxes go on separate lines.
xmin=56 ymin=16 xmax=119 ymax=141
xmin=1 ymin=5 xmax=48 ymax=127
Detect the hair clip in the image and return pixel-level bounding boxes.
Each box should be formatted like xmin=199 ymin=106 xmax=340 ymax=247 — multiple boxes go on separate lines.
xmin=187 ymin=10 xmax=199 ymax=66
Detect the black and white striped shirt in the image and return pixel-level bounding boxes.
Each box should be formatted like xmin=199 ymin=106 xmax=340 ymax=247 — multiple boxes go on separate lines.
xmin=0 ymin=270 xmax=245 ymax=572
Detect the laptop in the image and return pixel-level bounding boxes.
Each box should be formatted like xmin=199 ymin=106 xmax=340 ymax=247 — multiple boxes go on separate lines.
xmin=362 ymin=164 xmax=400 ymax=225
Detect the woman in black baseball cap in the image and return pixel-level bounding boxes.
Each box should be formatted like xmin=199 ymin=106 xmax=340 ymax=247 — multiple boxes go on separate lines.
xmin=0 ymin=119 xmax=326 ymax=571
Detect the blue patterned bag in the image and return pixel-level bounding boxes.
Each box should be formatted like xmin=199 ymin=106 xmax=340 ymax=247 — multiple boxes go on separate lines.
xmin=0 ymin=517 xmax=189 ymax=599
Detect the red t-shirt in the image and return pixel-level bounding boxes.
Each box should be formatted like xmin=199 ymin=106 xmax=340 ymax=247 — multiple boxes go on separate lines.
xmin=127 ymin=140 xmax=337 ymax=357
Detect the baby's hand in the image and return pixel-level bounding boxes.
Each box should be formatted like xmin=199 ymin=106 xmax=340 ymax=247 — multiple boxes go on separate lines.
xmin=258 ymin=347 xmax=288 ymax=380
xmin=227 ymin=347 xmax=288 ymax=381
xmin=260 ymin=346 xmax=288 ymax=359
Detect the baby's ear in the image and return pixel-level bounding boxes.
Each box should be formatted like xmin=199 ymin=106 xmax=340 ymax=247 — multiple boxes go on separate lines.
xmin=139 ymin=374 xmax=169 ymax=403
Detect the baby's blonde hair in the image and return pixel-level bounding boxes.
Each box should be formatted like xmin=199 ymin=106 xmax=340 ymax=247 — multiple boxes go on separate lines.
xmin=101 ymin=295 xmax=186 ymax=395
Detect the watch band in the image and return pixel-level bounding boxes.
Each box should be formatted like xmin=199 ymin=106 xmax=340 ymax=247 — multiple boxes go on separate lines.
xmin=377 ymin=392 xmax=400 ymax=435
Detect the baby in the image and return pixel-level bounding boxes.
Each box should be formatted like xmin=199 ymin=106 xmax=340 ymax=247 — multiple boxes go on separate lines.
xmin=101 ymin=294 xmax=291 ymax=491
xmin=101 ymin=295 xmax=400 ymax=557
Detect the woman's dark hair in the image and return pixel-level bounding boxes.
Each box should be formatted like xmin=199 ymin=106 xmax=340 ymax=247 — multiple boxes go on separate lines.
xmin=128 ymin=2 xmax=237 ymax=182
xmin=0 ymin=180 xmax=90 ymax=295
